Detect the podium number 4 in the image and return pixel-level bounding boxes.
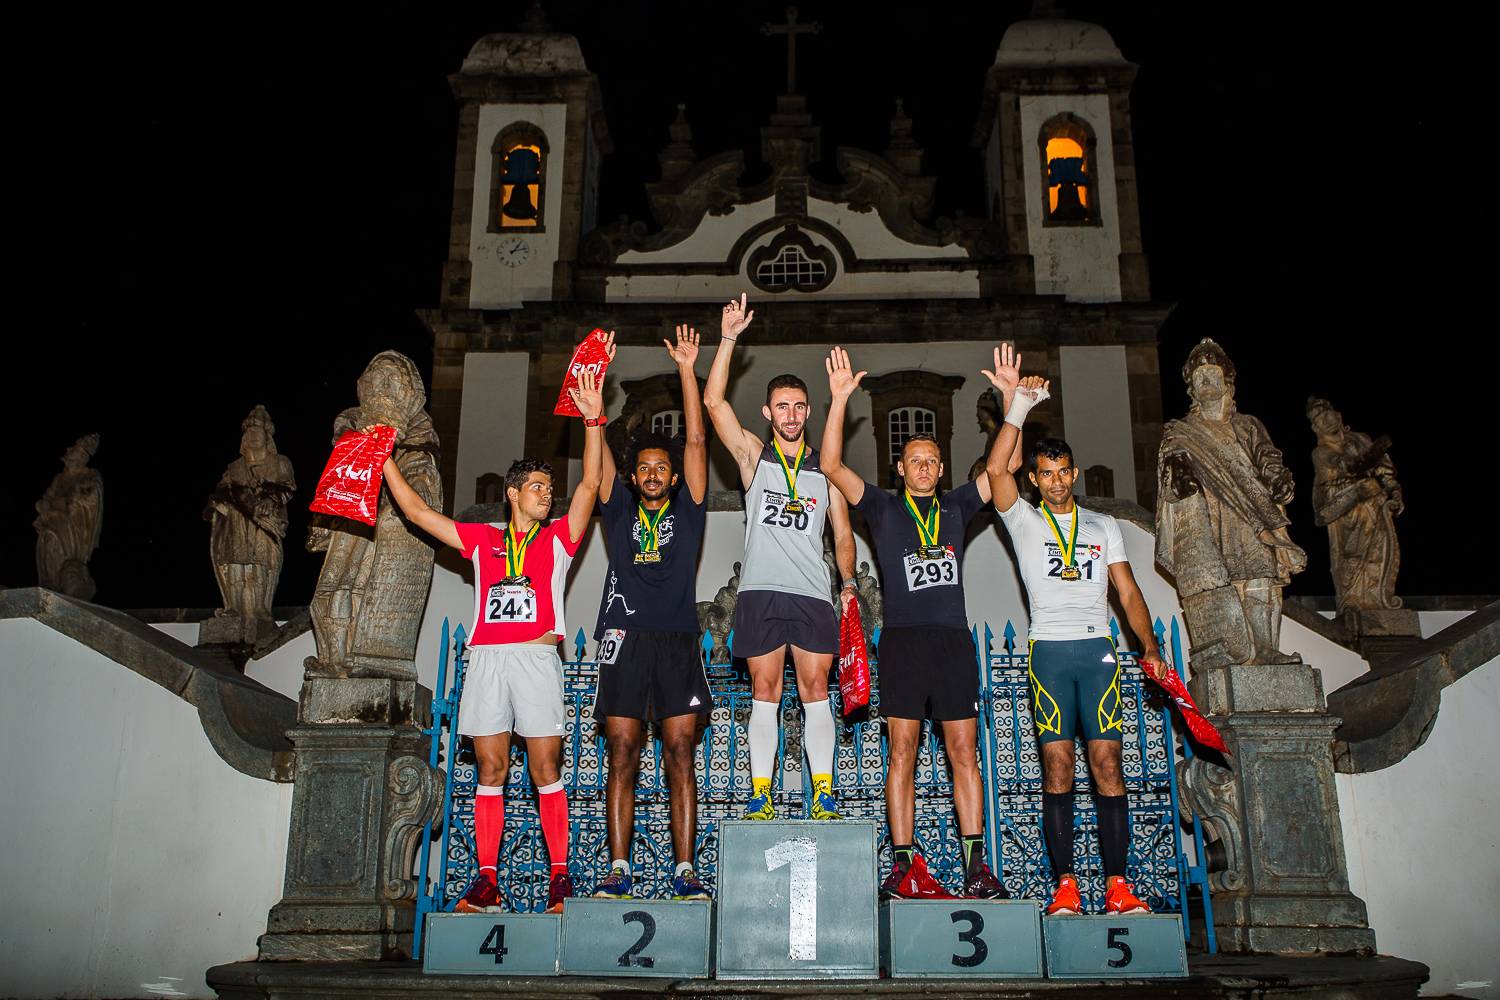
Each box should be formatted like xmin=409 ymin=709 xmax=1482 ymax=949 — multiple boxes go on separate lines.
xmin=479 ymin=924 xmax=508 ymax=965
xmin=765 ymin=836 xmax=818 ymax=960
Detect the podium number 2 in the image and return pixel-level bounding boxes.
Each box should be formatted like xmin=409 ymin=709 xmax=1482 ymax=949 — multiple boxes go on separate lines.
xmin=950 ymin=910 xmax=989 ymax=968
xmin=617 ymin=911 xmax=656 ymax=969
xmin=479 ymin=924 xmax=508 ymax=965
xmin=765 ymin=836 xmax=818 ymax=960
xmin=1106 ymin=926 xmax=1132 ymax=968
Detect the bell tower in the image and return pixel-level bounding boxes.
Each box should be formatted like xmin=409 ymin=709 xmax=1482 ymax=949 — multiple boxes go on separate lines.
xmin=975 ymin=12 xmax=1148 ymax=303
xmin=442 ymin=19 xmax=611 ymax=310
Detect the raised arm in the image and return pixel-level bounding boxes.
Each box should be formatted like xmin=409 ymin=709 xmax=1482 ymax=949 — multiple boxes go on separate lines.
xmin=819 ymin=346 xmax=867 ymax=507
xmin=702 ymin=293 xmax=763 ymax=487
xmin=666 ymin=324 xmax=708 ymax=504
xmin=1108 ymin=560 xmax=1165 ymax=680
xmin=980 ymin=343 xmax=1043 ymax=513
xmin=382 ymin=451 xmax=462 ymax=551
xmin=828 ymin=487 xmax=858 ymax=612
xmin=567 ymin=336 xmax=615 ymax=543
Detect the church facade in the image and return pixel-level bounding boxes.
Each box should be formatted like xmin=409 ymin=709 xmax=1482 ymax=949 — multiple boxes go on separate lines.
xmin=421 ymin=14 xmax=1169 ymax=514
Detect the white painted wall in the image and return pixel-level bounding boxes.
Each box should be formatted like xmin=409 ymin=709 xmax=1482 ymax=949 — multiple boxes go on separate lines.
xmin=468 ymin=103 xmax=568 ymax=309
xmin=1018 ymin=93 xmax=1122 ymax=302
xmin=1336 ymin=659 xmax=1500 ymax=997
xmin=617 ymin=199 xmax=777 ymax=265
xmin=453 ymin=352 xmax=532 ymax=511
xmin=1060 ymin=344 xmax=1137 ymax=502
xmin=0 ymin=619 xmax=293 ymax=1000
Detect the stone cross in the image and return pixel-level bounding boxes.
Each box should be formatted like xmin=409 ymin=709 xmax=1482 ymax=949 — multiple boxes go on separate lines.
xmin=762 ymin=6 xmax=822 ymax=95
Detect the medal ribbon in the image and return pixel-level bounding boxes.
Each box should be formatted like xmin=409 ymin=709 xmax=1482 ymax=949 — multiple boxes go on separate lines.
xmin=772 ymin=437 xmax=805 ymax=503
xmin=901 ymin=489 xmax=941 ymax=550
xmin=505 ymin=521 xmax=540 ymax=579
xmin=1039 ymin=502 xmax=1079 ymax=569
xmin=637 ymin=499 xmax=671 ymax=553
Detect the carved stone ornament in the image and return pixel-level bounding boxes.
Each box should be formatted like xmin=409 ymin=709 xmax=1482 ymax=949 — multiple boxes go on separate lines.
xmin=696 ymin=561 xmax=741 ymax=664
xmin=305 ymin=351 xmax=442 ymax=682
xmin=1155 ymin=339 xmax=1306 ymax=668
xmin=34 ymin=433 xmax=102 ymax=600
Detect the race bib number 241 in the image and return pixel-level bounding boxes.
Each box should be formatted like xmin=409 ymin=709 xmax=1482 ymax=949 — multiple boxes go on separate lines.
xmin=485 ymin=584 xmax=537 ymax=624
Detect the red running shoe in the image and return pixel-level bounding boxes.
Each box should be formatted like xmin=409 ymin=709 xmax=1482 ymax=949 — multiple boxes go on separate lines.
xmin=1104 ymin=878 xmax=1151 ymax=914
xmin=882 ymin=853 xmax=956 ymax=900
xmin=455 ymin=871 xmax=503 ymax=913
xmin=546 ymin=869 xmax=575 ymax=913
xmin=1045 ymin=875 xmax=1083 ymax=916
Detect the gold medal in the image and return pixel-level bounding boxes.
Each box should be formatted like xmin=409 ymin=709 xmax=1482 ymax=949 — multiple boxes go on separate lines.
xmin=902 ymin=489 xmax=944 ymax=560
xmin=783 ymin=499 xmax=804 ymax=515
xmin=772 ymin=437 xmax=806 ymax=514
xmin=636 ymin=499 xmax=670 ymax=563
xmin=634 ymin=551 xmax=662 ymax=564
xmin=504 ymin=521 xmax=539 ymax=585
xmin=1040 ymin=502 xmax=1082 ymax=582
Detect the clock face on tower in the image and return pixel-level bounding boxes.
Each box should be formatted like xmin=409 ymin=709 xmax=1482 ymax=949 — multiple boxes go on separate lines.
xmin=496 ymin=236 xmax=530 ymax=268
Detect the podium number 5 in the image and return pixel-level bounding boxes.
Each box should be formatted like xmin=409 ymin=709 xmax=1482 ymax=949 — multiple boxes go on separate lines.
xmin=1106 ymin=926 xmax=1132 ymax=968
xmin=765 ymin=836 xmax=818 ymax=960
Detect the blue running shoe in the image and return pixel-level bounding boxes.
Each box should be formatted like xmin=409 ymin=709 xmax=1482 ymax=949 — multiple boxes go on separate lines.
xmin=671 ymin=868 xmax=711 ymax=901
xmin=593 ymin=868 xmax=632 ymax=899
xmin=809 ymin=777 xmax=841 ymax=820
xmin=743 ymin=792 xmax=777 ymax=820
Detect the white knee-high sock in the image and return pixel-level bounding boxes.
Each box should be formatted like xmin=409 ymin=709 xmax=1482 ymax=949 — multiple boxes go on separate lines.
xmin=749 ymin=699 xmax=780 ymax=781
xmin=802 ymin=699 xmax=835 ymax=778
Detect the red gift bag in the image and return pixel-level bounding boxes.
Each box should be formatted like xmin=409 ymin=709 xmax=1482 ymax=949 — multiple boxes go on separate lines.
xmin=1149 ymin=666 xmax=1230 ymax=754
xmin=837 ymin=600 xmax=871 ymax=717
xmin=554 ymin=329 xmax=614 ymax=417
xmin=309 ymin=425 xmax=398 ymax=526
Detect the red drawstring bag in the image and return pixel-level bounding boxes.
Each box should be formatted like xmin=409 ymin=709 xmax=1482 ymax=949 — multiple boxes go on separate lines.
xmin=554 ymin=329 xmax=614 ymax=417
xmin=1149 ymin=666 xmax=1231 ymax=754
xmin=309 ymin=425 xmax=398 ymax=526
xmin=837 ymin=600 xmax=872 ymax=717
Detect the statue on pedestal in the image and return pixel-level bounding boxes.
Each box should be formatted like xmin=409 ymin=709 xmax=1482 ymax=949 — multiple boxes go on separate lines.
xmin=1308 ymin=397 xmax=1405 ymax=619
xmin=35 ymin=433 xmax=103 ymax=600
xmin=1155 ymin=339 xmax=1306 ymax=667
xmin=305 ymin=351 xmax=442 ymax=680
xmin=203 ymin=406 xmax=295 ymax=645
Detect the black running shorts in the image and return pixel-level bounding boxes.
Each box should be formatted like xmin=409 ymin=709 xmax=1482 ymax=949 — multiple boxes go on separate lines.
xmin=593 ymin=628 xmax=711 ymax=722
xmin=877 ymin=626 xmax=981 ymax=721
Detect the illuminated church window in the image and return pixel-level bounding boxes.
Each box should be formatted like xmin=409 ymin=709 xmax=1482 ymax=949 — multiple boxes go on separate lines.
xmin=888 ymin=406 xmax=936 ymax=481
xmin=1039 ymin=114 xmax=1099 ymax=226
xmin=490 ymin=123 xmax=549 ymax=233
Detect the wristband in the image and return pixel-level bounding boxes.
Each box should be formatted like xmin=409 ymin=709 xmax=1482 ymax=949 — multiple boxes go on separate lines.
xmin=583 ymin=414 xmax=607 ymax=428
xmin=841 ymin=578 xmax=857 ymax=590
xmin=1002 ymin=385 xmax=1050 ymax=429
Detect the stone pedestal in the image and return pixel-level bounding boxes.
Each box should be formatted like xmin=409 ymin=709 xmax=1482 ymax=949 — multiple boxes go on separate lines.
xmin=1180 ymin=662 xmax=1375 ymax=955
xmin=198 ymin=613 xmax=278 ymax=647
xmin=257 ymin=680 xmax=438 ymax=961
xmin=1342 ymin=608 xmax=1423 ymax=671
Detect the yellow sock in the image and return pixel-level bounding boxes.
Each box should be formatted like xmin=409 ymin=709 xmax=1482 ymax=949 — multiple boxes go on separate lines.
xmin=752 ymin=777 xmax=772 ymax=797
xmin=812 ymin=773 xmax=832 ymax=794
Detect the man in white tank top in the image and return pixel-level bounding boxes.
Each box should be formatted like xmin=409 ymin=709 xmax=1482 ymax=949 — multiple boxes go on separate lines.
xmin=703 ymin=294 xmax=858 ymax=822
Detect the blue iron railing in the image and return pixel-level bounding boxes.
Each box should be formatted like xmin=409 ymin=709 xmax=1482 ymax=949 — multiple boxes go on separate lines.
xmin=414 ymin=614 xmax=1214 ymax=956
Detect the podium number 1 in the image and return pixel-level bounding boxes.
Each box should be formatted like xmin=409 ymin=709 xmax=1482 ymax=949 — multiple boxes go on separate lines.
xmin=765 ymin=836 xmax=818 ymax=960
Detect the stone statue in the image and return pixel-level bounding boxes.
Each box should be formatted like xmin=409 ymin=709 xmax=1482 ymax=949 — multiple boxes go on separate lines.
xmin=305 ymin=351 xmax=442 ymax=680
xmin=1155 ymin=339 xmax=1306 ymax=667
xmin=1308 ymin=397 xmax=1405 ymax=618
xmin=852 ymin=559 xmax=882 ymax=643
xmin=202 ymin=406 xmax=296 ymax=645
xmin=34 ymin=434 xmax=103 ymax=600
xmin=697 ymin=561 xmax=741 ymax=664
xmin=968 ymin=388 xmax=1003 ymax=484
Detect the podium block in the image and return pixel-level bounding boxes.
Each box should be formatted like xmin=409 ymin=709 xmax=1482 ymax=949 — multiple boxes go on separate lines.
xmin=880 ymin=899 xmax=1043 ymax=978
xmin=422 ymin=912 xmax=560 ymax=976
xmin=1043 ymin=913 xmax=1188 ymax=978
xmin=715 ymin=820 xmax=879 ymax=980
xmin=560 ymin=897 xmax=713 ymax=978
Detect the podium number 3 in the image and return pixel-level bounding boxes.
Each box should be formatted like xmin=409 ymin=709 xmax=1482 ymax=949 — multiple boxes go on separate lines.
xmin=1107 ymin=926 xmax=1133 ymax=968
xmin=950 ymin=910 xmax=989 ymax=967
xmin=765 ymin=836 xmax=818 ymax=960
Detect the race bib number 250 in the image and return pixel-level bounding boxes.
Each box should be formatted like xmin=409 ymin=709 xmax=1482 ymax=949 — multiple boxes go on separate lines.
xmin=485 ymin=584 xmax=537 ymax=624
xmin=759 ymin=490 xmax=815 ymax=535
xmin=904 ymin=551 xmax=958 ymax=591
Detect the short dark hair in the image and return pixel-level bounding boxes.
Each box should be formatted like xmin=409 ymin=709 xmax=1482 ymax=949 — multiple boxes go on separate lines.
xmin=505 ymin=458 xmax=553 ymax=493
xmin=765 ymin=373 xmax=809 ymax=406
xmin=626 ymin=431 xmax=679 ymax=474
xmin=899 ymin=433 xmax=941 ymax=459
xmin=1028 ymin=437 xmax=1074 ymax=471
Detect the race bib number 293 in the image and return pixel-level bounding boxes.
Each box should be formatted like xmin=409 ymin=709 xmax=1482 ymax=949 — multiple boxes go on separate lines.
xmin=904 ymin=551 xmax=958 ymax=591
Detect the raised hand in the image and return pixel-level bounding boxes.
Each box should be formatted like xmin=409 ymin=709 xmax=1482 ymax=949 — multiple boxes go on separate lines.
xmin=569 ymin=368 xmax=605 ymax=421
xmin=599 ymin=328 xmax=617 ymax=362
xmin=825 ymin=346 xmax=867 ymax=402
xmin=721 ymin=292 xmax=754 ymax=341
xmin=665 ymin=324 xmax=700 ymax=366
xmin=979 ymin=342 xmax=1022 ymax=395
xmin=1016 ymin=374 xmax=1051 ymax=403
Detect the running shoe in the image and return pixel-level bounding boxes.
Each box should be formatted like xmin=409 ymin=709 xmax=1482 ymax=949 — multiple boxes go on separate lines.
xmin=546 ymin=870 xmax=574 ymax=913
xmin=743 ymin=792 xmax=777 ymax=820
xmin=1104 ymin=878 xmax=1151 ymax=915
xmin=881 ymin=853 xmax=956 ymax=900
xmin=593 ymin=869 xmax=632 ymax=899
xmin=1046 ymin=875 xmax=1083 ymax=916
xmin=671 ymin=868 xmax=711 ymax=901
xmin=808 ymin=780 xmax=841 ymax=820
xmin=455 ymin=871 xmax=503 ymax=913
xmin=963 ymin=862 xmax=1011 ymax=900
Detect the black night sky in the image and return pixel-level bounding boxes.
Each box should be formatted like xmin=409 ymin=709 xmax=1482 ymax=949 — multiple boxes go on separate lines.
xmin=7 ymin=4 xmax=1486 ymax=609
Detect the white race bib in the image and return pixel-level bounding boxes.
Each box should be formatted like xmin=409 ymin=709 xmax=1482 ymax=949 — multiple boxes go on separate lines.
xmin=904 ymin=550 xmax=958 ymax=592
xmin=757 ymin=490 xmax=815 ymax=535
xmin=485 ymin=583 xmax=537 ymax=624
xmin=598 ymin=628 xmax=626 ymax=665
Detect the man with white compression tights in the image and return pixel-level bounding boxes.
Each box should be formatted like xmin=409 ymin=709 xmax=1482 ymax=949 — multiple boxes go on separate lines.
xmin=704 ymin=294 xmax=858 ymax=821
xmin=981 ymin=343 xmax=1166 ymax=917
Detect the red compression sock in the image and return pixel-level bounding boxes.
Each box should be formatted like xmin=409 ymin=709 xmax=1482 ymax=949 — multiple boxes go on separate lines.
xmin=537 ymin=782 xmax=570 ymax=871
xmin=473 ymin=785 xmax=505 ymax=878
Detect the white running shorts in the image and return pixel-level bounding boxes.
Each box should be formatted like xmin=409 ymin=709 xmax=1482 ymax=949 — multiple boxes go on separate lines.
xmin=457 ymin=643 xmax=567 ymax=738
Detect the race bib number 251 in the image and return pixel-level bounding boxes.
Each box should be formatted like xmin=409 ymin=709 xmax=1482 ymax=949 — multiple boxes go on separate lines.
xmin=485 ymin=584 xmax=537 ymax=624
